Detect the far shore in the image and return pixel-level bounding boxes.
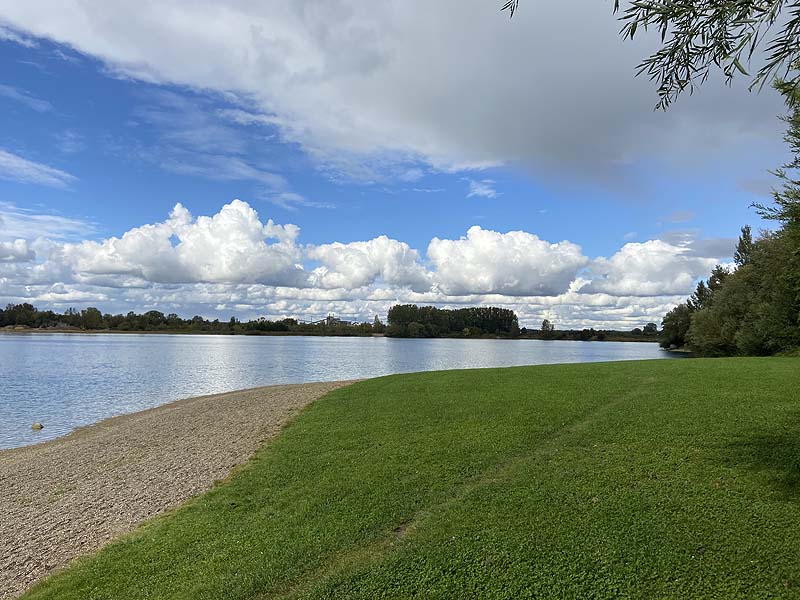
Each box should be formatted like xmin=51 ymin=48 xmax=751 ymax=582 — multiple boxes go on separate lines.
xmin=0 ymin=326 xmax=384 ymax=338
xmin=0 ymin=327 xmax=660 ymax=342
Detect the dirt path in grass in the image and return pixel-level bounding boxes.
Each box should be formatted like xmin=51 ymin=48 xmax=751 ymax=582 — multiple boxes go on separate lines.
xmin=0 ymin=380 xmax=356 ymax=599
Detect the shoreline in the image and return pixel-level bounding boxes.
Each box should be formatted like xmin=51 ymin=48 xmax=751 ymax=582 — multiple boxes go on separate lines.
xmin=0 ymin=379 xmax=357 ymax=599
xmin=0 ymin=328 xmax=382 ymax=338
xmin=0 ymin=328 xmax=661 ymax=343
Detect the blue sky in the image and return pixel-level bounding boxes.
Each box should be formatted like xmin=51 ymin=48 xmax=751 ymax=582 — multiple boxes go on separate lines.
xmin=0 ymin=2 xmax=790 ymax=327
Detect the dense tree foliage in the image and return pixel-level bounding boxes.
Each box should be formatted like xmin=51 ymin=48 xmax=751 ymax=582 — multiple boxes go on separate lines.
xmin=0 ymin=304 xmax=386 ymax=337
xmin=503 ymin=1 xmax=800 ymax=108
xmin=661 ymin=230 xmax=799 ymax=355
xmin=386 ymin=305 xmax=520 ymax=338
xmin=521 ymin=325 xmax=660 ymax=342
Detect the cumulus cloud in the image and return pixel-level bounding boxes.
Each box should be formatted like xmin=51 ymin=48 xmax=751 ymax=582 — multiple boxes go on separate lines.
xmin=0 ymin=201 xmax=737 ymax=328
xmin=58 ymin=200 xmax=306 ymax=286
xmin=0 ymin=1 xmax=784 ymax=186
xmin=584 ymin=240 xmax=718 ymax=296
xmin=428 ymin=226 xmax=588 ymax=296
xmin=308 ymin=236 xmax=430 ymax=291
xmin=0 ymin=239 xmax=34 ymax=262
xmin=0 ymin=149 xmax=77 ymax=188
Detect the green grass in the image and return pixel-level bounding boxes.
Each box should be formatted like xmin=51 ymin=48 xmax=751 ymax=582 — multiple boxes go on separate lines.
xmin=24 ymin=358 xmax=800 ymax=599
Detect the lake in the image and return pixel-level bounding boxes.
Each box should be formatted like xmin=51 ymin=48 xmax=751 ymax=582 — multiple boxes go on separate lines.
xmin=0 ymin=333 xmax=677 ymax=449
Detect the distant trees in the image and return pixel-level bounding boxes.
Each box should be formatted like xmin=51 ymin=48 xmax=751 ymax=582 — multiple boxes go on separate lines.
xmin=539 ymin=318 xmax=555 ymax=340
xmin=81 ymin=307 xmax=103 ymax=330
xmin=519 ymin=325 xmax=657 ymax=342
xmin=0 ymin=304 xmax=385 ymax=337
xmin=372 ymin=316 xmax=386 ymax=334
xmin=386 ymin=305 xmax=520 ymax=338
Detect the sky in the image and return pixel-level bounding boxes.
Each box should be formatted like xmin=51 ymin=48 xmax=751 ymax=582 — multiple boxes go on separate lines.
xmin=0 ymin=1 xmax=790 ymax=329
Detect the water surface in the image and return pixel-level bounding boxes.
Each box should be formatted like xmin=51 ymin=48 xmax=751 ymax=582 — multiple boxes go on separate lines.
xmin=0 ymin=334 xmax=675 ymax=449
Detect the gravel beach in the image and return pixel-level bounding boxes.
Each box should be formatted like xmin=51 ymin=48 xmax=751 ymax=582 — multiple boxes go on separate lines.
xmin=0 ymin=380 xmax=355 ymax=599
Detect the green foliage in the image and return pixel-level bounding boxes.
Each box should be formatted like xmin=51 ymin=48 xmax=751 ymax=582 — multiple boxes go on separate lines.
xmin=667 ymin=229 xmax=800 ymax=356
xmin=734 ymin=225 xmax=755 ymax=267
xmin=386 ymin=304 xmax=520 ymax=338
xmin=520 ymin=326 xmax=656 ymax=342
xmin=0 ymin=305 xmax=383 ymax=337
xmin=688 ymin=280 xmax=712 ymax=313
xmin=23 ymin=359 xmax=800 ymax=599
xmin=503 ymin=1 xmax=800 ymax=109
xmin=660 ymin=303 xmax=692 ymax=349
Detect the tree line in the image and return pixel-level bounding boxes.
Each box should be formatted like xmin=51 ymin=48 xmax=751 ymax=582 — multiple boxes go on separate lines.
xmin=660 ymin=222 xmax=799 ymax=356
xmin=386 ymin=305 xmax=520 ymax=338
xmin=521 ymin=320 xmax=659 ymax=342
xmin=0 ymin=304 xmax=386 ymax=337
xmin=1 ymin=301 xmax=667 ymax=341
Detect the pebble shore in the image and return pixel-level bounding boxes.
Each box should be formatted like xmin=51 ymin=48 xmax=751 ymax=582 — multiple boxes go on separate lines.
xmin=0 ymin=380 xmax=355 ymax=599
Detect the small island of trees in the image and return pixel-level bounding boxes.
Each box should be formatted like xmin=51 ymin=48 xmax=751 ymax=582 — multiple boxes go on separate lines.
xmin=386 ymin=305 xmax=520 ymax=338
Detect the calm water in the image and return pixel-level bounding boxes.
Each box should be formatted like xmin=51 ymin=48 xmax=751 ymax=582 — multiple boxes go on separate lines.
xmin=0 ymin=334 xmax=676 ymax=449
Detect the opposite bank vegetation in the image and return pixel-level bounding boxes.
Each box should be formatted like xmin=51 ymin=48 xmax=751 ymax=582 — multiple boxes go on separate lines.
xmin=0 ymin=303 xmax=660 ymax=342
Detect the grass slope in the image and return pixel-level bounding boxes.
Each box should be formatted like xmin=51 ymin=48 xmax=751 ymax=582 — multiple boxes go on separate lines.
xmin=24 ymin=358 xmax=800 ymax=599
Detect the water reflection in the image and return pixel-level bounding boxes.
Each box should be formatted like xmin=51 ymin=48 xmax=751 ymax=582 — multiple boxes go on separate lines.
xmin=0 ymin=334 xmax=674 ymax=449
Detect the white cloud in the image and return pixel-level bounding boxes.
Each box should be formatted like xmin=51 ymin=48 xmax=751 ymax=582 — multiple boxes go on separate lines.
xmin=58 ymin=200 xmax=306 ymax=286
xmin=121 ymin=91 xmax=289 ymax=189
xmin=308 ymin=236 xmax=430 ymax=291
xmin=465 ymin=179 xmax=499 ymax=199
xmin=262 ymin=191 xmax=334 ymax=211
xmin=0 ymin=202 xmax=94 ymax=240
xmin=584 ymin=240 xmax=718 ymax=296
xmin=0 ymin=84 xmax=52 ymax=112
xmin=428 ymin=225 xmax=588 ymax=296
xmin=0 ymin=239 xmax=34 ymax=262
xmin=0 ymin=149 xmax=77 ymax=188
xmin=0 ymin=201 xmax=736 ymax=328
xmin=0 ymin=24 xmax=37 ymax=47
xmin=0 ymin=1 xmax=784 ymax=186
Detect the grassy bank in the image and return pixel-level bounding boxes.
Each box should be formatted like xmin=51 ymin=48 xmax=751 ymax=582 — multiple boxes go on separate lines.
xmin=24 ymin=358 xmax=800 ymax=599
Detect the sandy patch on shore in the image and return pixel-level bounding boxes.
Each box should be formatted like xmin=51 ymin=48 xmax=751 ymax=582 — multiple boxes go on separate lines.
xmin=0 ymin=380 xmax=355 ymax=599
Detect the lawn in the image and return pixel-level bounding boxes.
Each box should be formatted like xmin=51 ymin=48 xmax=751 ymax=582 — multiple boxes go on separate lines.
xmin=24 ymin=358 xmax=800 ymax=599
